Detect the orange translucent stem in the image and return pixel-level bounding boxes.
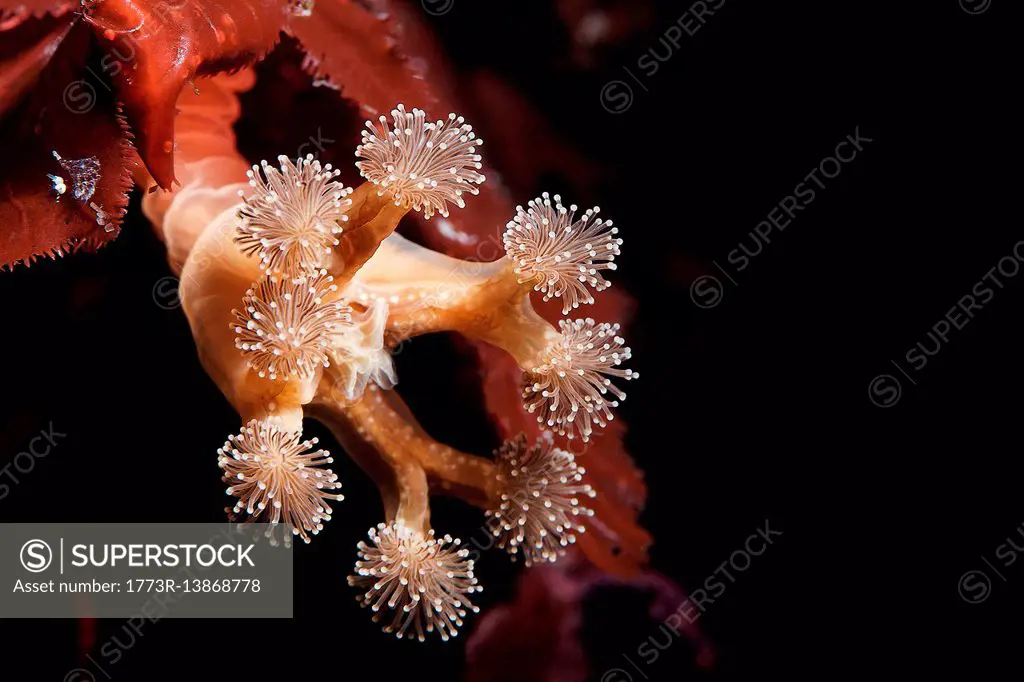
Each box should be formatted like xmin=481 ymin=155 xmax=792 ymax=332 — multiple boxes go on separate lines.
xmin=329 ymin=185 xmax=410 ymax=289
xmin=362 ymin=386 xmax=499 ymax=508
xmin=313 ymin=372 xmax=498 ymax=511
xmin=308 ymin=390 xmax=432 ymax=533
xmin=362 ymin=248 xmax=560 ymax=368
xmin=142 ymin=72 xmax=254 ymax=273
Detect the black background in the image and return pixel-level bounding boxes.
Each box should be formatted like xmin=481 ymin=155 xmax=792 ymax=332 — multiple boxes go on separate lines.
xmin=0 ymin=0 xmax=1018 ymax=679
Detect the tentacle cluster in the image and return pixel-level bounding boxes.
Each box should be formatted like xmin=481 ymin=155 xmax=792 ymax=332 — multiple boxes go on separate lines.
xmin=524 ymin=318 xmax=638 ymax=441
xmin=356 ymin=104 xmax=485 ymax=219
xmin=218 ymin=418 xmax=344 ymax=543
xmin=232 ymin=270 xmax=351 ymax=381
xmin=235 ymin=155 xmax=353 ymax=274
xmin=495 ymin=188 xmax=634 ymax=442
xmin=504 ymin=192 xmax=621 ymax=314
xmin=488 ymin=433 xmax=595 ymax=566
xmin=348 ymin=523 xmax=482 ymax=642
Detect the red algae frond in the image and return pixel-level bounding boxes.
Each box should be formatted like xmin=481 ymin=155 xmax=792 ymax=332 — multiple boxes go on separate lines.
xmin=504 ymin=192 xmax=621 ymax=314
xmin=356 ymin=104 xmax=485 ymax=219
xmin=218 ymin=418 xmax=344 ymax=544
xmin=524 ymin=318 xmax=638 ymax=442
xmin=349 ymin=523 xmax=482 ymax=642
xmin=488 ymin=433 xmax=596 ymax=566
xmin=232 ymin=270 xmax=351 ymax=380
xmin=235 ymin=154 xmax=353 ymax=274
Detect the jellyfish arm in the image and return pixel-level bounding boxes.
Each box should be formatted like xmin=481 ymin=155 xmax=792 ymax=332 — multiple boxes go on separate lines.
xmin=151 ymin=72 xmax=633 ymax=640
xmin=357 ymin=223 xmax=634 ymax=444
